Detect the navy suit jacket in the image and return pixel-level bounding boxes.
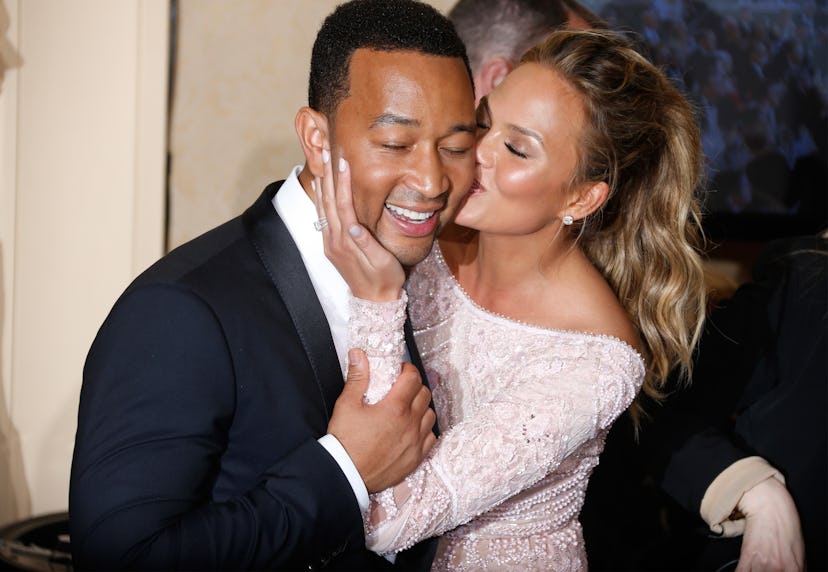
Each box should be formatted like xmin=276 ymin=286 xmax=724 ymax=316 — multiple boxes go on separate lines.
xmin=69 ymin=182 xmax=436 ymax=570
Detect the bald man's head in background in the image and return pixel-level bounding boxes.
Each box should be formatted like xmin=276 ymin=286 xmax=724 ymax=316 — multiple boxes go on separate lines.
xmin=448 ymin=0 xmax=602 ymax=103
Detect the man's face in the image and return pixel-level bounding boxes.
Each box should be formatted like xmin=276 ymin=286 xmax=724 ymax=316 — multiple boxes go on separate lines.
xmin=328 ymin=49 xmax=476 ymax=267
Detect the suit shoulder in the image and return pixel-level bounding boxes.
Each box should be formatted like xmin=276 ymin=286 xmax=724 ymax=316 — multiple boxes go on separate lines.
xmin=131 ymin=182 xmax=286 ymax=291
xmin=134 ymin=216 xmax=247 ymax=287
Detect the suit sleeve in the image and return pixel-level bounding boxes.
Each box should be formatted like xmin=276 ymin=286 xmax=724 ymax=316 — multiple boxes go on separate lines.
xmin=645 ymin=273 xmax=771 ymax=505
xmin=69 ymin=284 xmax=363 ymax=570
xmin=651 ymin=239 xmax=826 ymax=521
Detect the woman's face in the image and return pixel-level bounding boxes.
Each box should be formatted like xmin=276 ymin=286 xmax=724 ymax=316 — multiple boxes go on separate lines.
xmin=454 ymin=63 xmax=586 ymax=236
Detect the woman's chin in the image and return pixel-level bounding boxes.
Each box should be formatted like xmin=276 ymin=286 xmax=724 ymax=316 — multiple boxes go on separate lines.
xmin=452 ymin=210 xmax=480 ymax=230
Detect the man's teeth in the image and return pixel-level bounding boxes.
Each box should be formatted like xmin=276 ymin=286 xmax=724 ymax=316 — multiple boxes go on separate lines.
xmin=385 ymin=203 xmax=435 ymax=222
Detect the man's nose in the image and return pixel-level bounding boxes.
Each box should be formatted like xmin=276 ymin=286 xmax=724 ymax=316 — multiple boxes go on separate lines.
xmin=406 ymin=146 xmax=450 ymax=198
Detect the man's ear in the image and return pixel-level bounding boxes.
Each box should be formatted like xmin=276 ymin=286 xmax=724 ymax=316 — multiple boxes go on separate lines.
xmin=475 ymin=57 xmax=514 ymax=99
xmin=565 ymin=9 xmax=592 ymax=30
xmin=295 ymin=106 xmax=329 ymax=178
xmin=565 ymin=181 xmax=610 ymax=222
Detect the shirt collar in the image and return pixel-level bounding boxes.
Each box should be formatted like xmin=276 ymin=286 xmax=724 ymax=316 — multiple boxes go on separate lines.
xmin=272 ymin=167 xmax=351 ymax=373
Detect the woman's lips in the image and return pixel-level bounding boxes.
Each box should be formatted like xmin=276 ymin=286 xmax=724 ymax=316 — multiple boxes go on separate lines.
xmin=467 ymin=179 xmax=484 ymax=196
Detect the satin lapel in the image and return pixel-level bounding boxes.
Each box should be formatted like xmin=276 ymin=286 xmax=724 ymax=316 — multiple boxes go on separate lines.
xmin=244 ymin=183 xmax=342 ymax=420
xmin=405 ymin=317 xmax=440 ymax=437
xmin=395 ymin=319 xmax=443 ymax=571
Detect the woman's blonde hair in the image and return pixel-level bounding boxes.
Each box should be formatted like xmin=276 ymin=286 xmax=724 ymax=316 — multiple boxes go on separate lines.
xmin=523 ymin=30 xmax=707 ymax=413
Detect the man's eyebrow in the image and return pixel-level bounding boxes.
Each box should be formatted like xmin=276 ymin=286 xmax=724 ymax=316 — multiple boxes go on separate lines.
xmin=369 ymin=112 xmax=476 ymax=135
xmin=369 ymin=113 xmax=419 ymax=129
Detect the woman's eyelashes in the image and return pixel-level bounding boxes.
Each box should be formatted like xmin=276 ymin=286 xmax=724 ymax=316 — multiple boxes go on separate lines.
xmin=476 ymin=116 xmax=530 ymax=159
xmin=505 ymin=141 xmax=528 ymax=159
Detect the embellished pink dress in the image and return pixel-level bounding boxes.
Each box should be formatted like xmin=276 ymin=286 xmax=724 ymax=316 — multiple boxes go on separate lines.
xmin=349 ymin=245 xmax=645 ymax=571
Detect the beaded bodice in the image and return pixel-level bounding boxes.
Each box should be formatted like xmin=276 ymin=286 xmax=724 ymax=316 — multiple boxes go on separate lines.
xmin=348 ymin=245 xmax=645 ymax=571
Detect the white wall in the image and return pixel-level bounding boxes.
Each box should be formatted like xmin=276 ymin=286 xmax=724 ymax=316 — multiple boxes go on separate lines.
xmin=0 ymin=0 xmax=29 ymax=527
xmin=0 ymin=0 xmax=169 ymax=520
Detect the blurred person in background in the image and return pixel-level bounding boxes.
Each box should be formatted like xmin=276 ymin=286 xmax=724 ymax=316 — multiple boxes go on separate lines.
xmin=448 ymin=0 xmax=603 ymax=104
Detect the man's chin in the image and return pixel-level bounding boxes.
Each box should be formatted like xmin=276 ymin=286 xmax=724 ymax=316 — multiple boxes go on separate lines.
xmin=384 ymin=240 xmax=435 ymax=268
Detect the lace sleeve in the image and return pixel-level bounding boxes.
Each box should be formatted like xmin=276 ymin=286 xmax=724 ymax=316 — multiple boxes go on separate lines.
xmin=365 ymin=346 xmax=643 ymax=554
xmin=348 ymin=291 xmax=408 ymax=404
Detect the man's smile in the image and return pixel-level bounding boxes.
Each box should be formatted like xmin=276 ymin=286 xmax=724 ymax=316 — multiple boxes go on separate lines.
xmin=385 ymin=202 xmax=437 ymax=223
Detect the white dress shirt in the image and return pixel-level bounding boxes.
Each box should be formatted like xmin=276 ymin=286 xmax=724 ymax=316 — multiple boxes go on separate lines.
xmin=272 ymin=166 xmax=369 ymax=512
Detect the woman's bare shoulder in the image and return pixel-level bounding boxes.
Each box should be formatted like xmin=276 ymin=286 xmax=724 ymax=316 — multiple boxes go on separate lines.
xmin=543 ymin=257 xmax=642 ymax=352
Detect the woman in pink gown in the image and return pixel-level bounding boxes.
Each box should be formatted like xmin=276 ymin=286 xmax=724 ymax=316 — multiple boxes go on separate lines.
xmin=315 ymin=29 xmax=707 ymax=571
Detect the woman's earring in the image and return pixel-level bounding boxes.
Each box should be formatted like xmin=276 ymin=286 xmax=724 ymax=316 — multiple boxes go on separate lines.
xmin=562 ymin=214 xmax=574 ymax=226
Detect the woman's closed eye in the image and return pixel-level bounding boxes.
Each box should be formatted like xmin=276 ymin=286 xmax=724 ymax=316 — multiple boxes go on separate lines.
xmin=505 ymin=141 xmax=528 ymax=159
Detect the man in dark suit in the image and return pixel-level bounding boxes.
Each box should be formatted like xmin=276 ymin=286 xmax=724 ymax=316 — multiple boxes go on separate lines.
xmin=650 ymin=235 xmax=823 ymax=571
xmin=582 ymin=235 xmax=822 ymax=571
xmin=68 ymin=1 xmax=477 ymax=569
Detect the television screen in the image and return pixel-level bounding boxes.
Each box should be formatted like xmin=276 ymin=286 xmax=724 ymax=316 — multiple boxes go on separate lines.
xmin=580 ymin=0 xmax=827 ymax=239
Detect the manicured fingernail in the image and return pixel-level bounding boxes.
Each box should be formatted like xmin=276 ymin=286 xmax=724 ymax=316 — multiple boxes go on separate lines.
xmin=348 ymin=348 xmax=362 ymax=366
xmin=311 ymin=179 xmax=316 ymax=192
xmin=338 ymin=157 xmax=346 ymax=173
xmin=322 ymin=149 xmax=330 ymax=164
xmin=348 ymin=225 xmax=363 ymax=238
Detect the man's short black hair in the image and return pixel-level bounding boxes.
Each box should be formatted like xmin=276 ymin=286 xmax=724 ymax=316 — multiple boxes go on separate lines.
xmin=309 ymin=0 xmax=473 ymax=116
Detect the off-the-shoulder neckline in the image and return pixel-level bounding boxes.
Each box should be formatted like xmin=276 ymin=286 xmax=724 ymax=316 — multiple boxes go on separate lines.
xmin=430 ymin=243 xmax=646 ymax=365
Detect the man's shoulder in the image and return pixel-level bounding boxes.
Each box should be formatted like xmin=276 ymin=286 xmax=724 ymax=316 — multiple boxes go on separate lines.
xmin=133 ymin=182 xmax=287 ymax=290
xmin=135 ymin=214 xmax=249 ymax=290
